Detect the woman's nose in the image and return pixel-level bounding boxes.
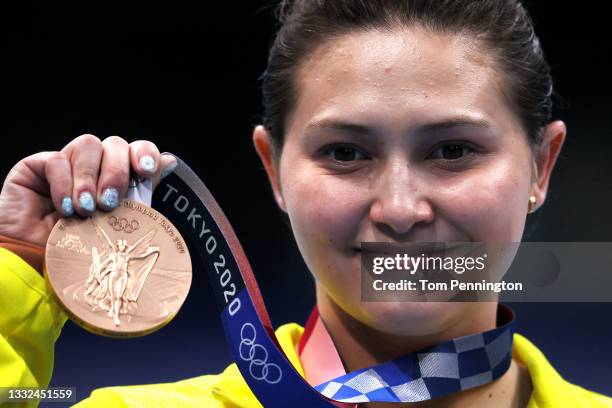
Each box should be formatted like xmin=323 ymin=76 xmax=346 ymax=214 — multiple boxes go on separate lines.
xmin=368 ymin=163 xmax=434 ymax=236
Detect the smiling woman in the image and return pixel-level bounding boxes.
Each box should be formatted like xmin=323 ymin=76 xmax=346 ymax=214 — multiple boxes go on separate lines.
xmin=0 ymin=0 xmax=611 ymax=407
xmin=259 ymin=20 xmax=540 ymax=333
xmin=251 ymin=2 xmax=565 ymax=406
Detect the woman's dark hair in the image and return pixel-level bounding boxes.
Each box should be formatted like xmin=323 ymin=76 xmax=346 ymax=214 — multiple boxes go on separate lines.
xmin=260 ymin=0 xmax=554 ymax=159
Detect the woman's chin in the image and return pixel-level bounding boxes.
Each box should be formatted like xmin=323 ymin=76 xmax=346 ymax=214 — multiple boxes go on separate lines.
xmin=356 ymin=300 xmax=474 ymax=337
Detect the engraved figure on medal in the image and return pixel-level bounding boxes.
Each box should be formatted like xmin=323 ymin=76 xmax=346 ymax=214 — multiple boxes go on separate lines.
xmin=78 ymin=220 xmax=160 ymax=326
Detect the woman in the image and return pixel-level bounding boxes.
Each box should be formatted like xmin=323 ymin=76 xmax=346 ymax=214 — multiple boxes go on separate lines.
xmin=0 ymin=0 xmax=610 ymax=406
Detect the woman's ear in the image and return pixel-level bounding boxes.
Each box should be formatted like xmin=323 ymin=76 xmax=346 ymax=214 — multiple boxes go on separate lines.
xmin=531 ymin=120 xmax=566 ymax=209
xmin=253 ymin=125 xmax=287 ymax=212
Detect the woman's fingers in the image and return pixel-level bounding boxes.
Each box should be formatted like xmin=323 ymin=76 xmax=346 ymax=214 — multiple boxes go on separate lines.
xmin=98 ymin=136 xmax=130 ymax=210
xmin=8 ymin=151 xmax=74 ymax=216
xmin=1 ymin=134 xmax=168 ymax=245
xmin=130 ymin=141 xmax=178 ymax=198
xmin=44 ymin=151 xmax=75 ymax=216
xmin=129 ymin=140 xmax=161 ymax=178
xmin=0 ymin=151 xmax=72 ymax=244
xmin=63 ymin=134 xmax=104 ymax=216
xmin=58 ymin=136 xmax=169 ymax=216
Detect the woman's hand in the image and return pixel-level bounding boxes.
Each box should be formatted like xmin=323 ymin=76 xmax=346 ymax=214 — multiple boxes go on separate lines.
xmin=0 ymin=134 xmax=177 ymax=247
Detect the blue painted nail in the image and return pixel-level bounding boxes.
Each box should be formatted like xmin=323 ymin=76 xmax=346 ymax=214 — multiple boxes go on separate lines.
xmin=139 ymin=155 xmax=156 ymax=173
xmin=102 ymin=187 xmax=119 ymax=209
xmin=79 ymin=192 xmax=95 ymax=212
xmin=61 ymin=196 xmax=74 ymax=217
xmin=161 ymin=161 xmax=177 ymax=179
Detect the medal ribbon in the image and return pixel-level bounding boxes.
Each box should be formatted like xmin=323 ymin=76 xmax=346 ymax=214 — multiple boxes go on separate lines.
xmin=299 ymin=304 xmax=515 ymax=404
xmin=144 ymin=155 xmax=515 ymax=406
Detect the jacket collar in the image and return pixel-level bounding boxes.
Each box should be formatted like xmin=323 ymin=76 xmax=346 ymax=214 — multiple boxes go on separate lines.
xmin=511 ymin=333 xmax=576 ymax=408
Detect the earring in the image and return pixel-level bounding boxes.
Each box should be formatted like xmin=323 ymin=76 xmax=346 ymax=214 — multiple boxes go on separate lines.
xmin=528 ymin=195 xmax=537 ymax=214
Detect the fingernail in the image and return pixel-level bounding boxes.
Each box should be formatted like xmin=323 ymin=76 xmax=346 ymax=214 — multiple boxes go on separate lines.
xmin=101 ymin=187 xmax=119 ymax=209
xmin=139 ymin=155 xmax=156 ymax=173
xmin=161 ymin=161 xmax=177 ymax=179
xmin=79 ymin=191 xmax=95 ymax=212
xmin=62 ymin=196 xmax=74 ymax=217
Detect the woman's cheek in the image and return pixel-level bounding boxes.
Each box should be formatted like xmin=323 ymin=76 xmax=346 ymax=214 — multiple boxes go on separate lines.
xmin=286 ymin=170 xmax=366 ymax=249
xmin=439 ymin=158 xmax=529 ymax=242
xmin=284 ymin=170 xmax=366 ymax=288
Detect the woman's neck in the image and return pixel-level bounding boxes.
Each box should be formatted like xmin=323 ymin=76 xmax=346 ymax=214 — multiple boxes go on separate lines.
xmin=315 ymin=284 xmax=532 ymax=407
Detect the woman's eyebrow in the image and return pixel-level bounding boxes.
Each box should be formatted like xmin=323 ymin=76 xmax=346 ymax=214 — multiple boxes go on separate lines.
xmin=304 ymin=116 xmax=492 ymax=137
xmin=304 ymin=119 xmax=374 ymax=136
xmin=417 ymin=117 xmax=492 ymax=133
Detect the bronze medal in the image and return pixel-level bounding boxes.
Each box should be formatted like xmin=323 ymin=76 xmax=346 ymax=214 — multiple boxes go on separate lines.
xmin=44 ymin=199 xmax=192 ymax=337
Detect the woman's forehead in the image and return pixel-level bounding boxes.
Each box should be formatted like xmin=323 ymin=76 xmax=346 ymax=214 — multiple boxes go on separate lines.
xmin=290 ymin=27 xmax=511 ymax=136
xmin=297 ymin=27 xmax=497 ymax=104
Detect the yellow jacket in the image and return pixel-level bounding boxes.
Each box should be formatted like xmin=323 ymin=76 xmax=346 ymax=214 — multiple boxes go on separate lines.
xmin=1 ymin=247 xmax=611 ymax=407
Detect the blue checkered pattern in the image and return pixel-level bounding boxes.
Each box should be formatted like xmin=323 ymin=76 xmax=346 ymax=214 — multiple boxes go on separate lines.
xmin=314 ymin=326 xmax=513 ymax=403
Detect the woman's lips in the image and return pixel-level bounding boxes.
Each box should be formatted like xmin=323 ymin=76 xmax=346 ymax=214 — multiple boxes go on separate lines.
xmin=353 ymin=241 xmax=475 ymax=254
xmin=352 ymin=242 xmax=450 ymax=256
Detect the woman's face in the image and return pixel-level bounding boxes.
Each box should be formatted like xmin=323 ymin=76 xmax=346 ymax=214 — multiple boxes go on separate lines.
xmin=268 ymin=27 xmax=538 ymax=336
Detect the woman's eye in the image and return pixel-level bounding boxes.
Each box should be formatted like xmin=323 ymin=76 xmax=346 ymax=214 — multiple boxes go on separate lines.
xmin=327 ymin=145 xmax=367 ymax=162
xmin=429 ymin=143 xmax=474 ymax=160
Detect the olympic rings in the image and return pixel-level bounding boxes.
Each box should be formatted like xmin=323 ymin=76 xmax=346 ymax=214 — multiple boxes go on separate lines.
xmin=239 ymin=322 xmax=283 ymax=385
xmin=107 ymin=216 xmax=140 ymax=233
